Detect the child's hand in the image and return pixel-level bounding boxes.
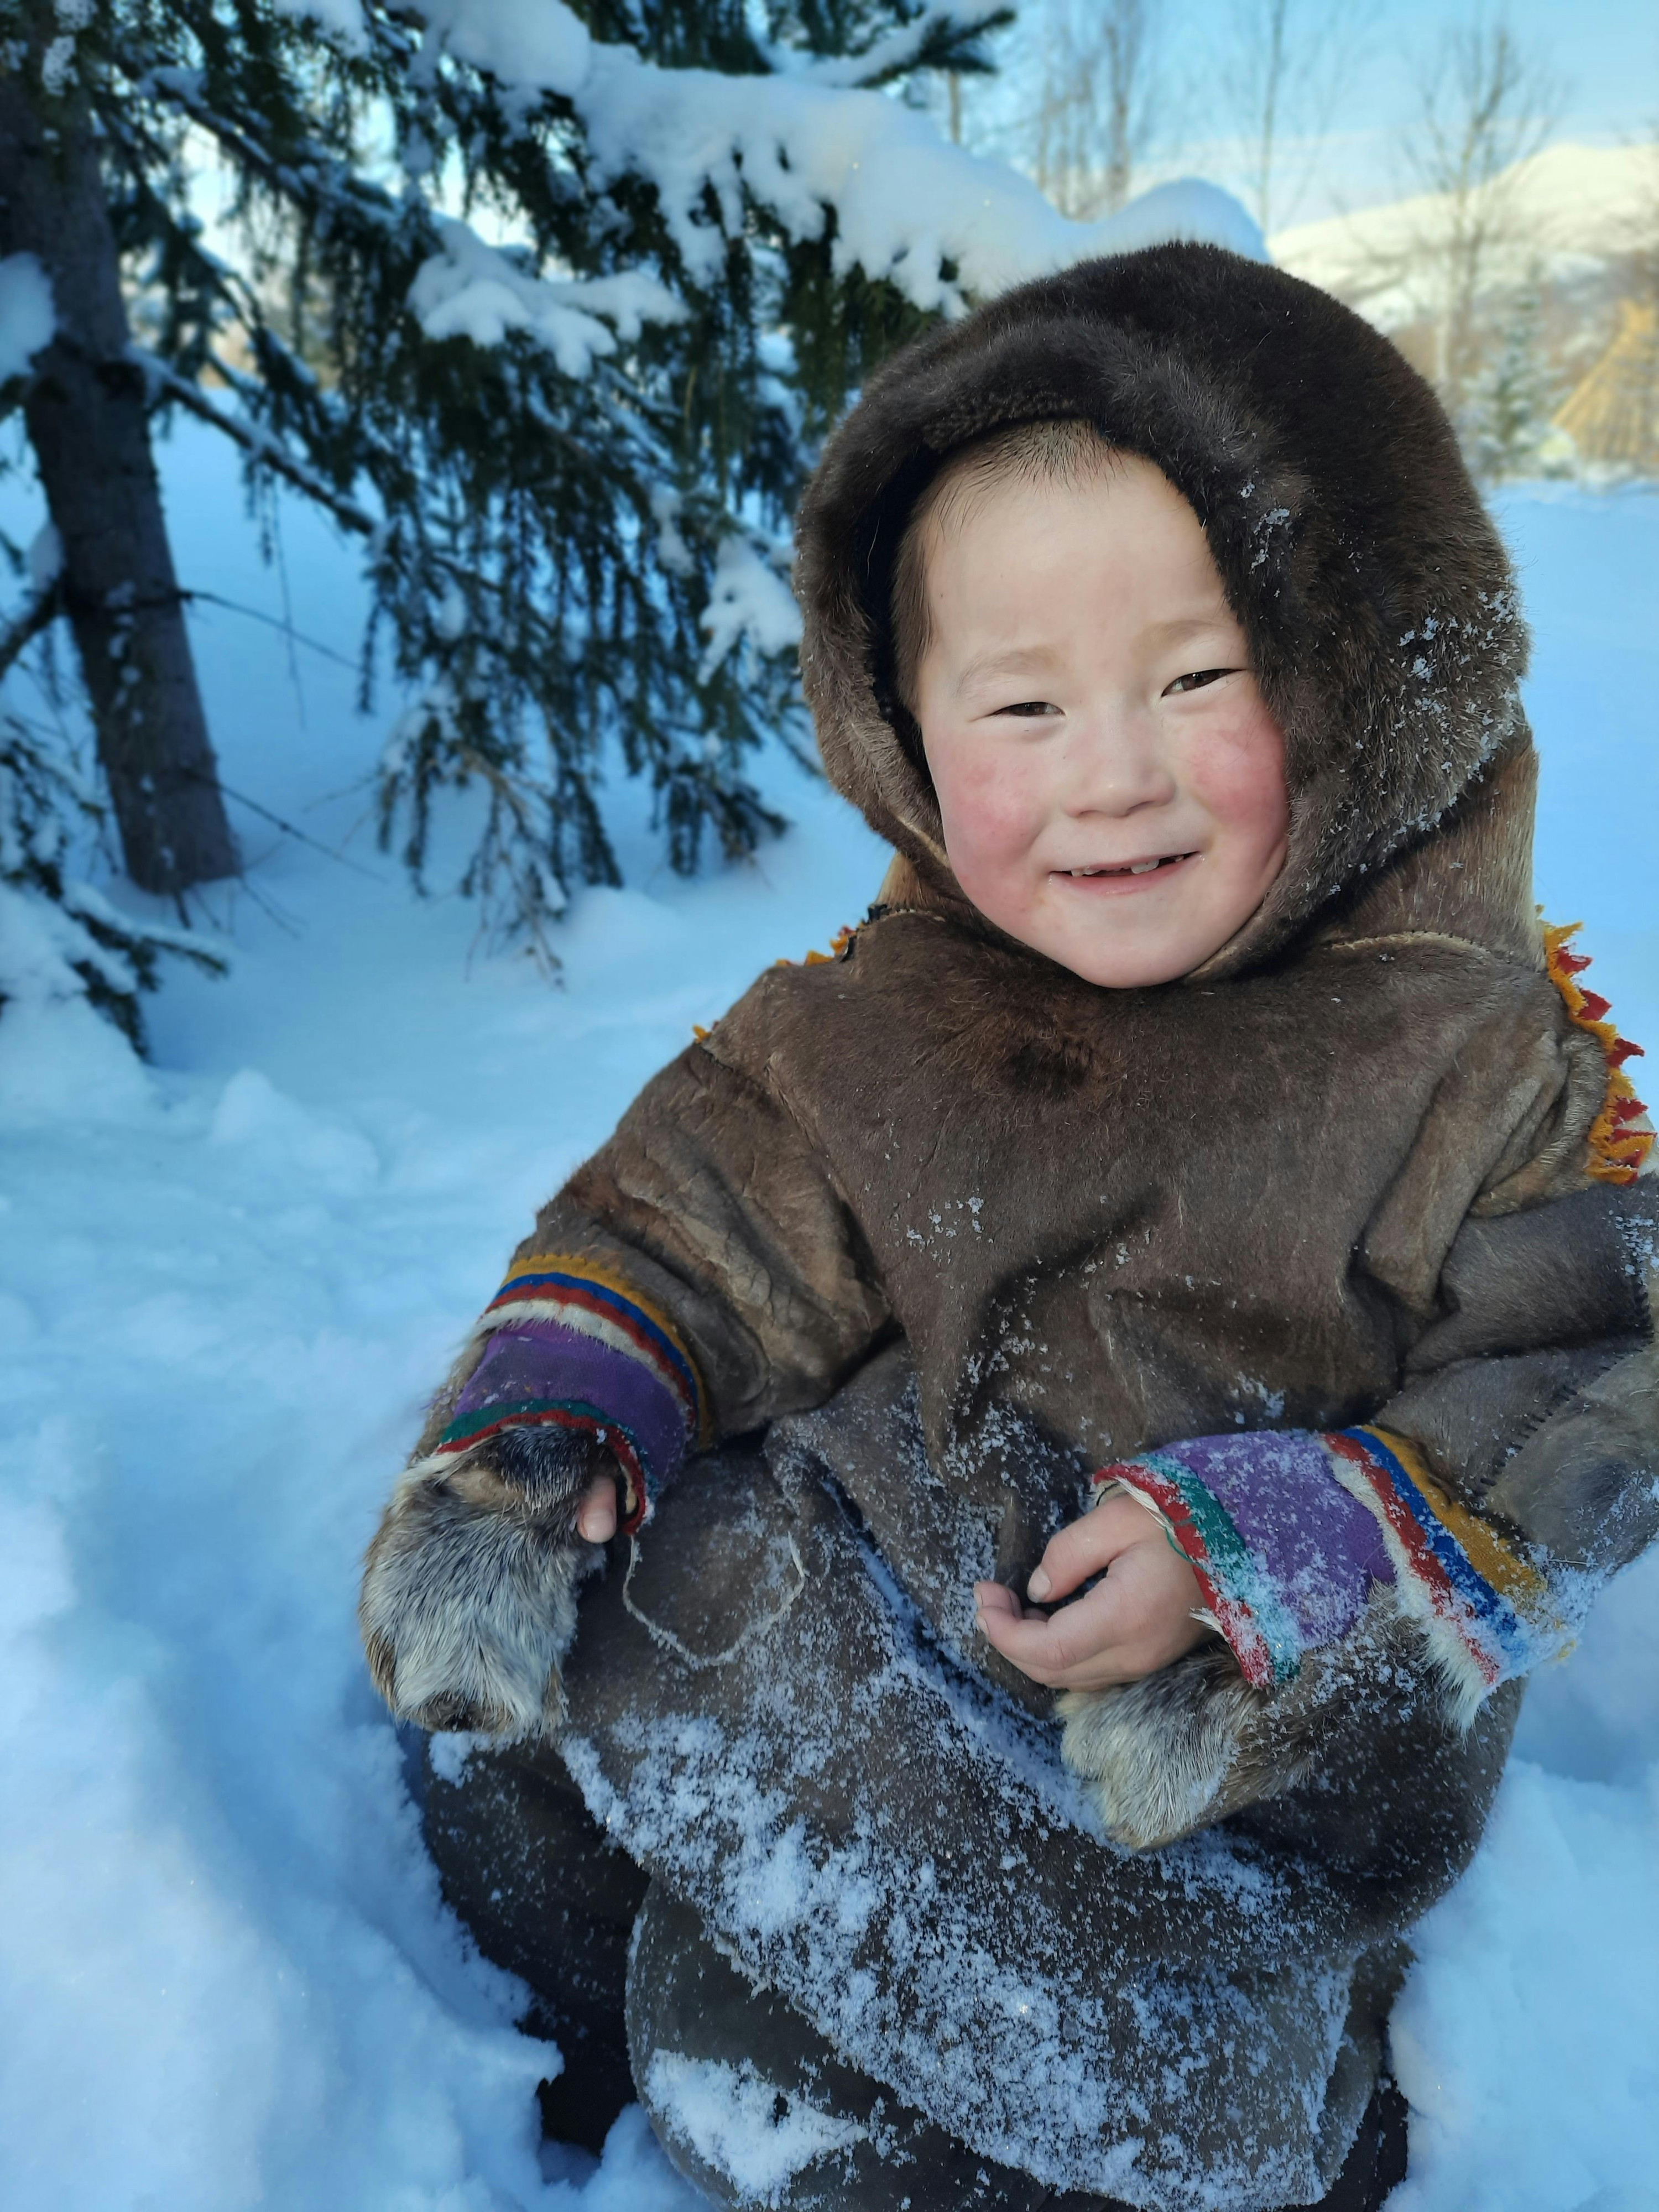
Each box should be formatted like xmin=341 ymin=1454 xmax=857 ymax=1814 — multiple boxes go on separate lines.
xmin=974 ymin=1491 xmax=1210 ymax=1690
xmin=486 ymin=1424 xmax=622 ymax=1543
xmin=574 ymin=1468 xmax=621 ymax=1543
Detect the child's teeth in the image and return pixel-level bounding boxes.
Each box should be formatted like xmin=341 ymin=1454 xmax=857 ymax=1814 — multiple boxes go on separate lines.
xmin=1070 ymin=859 xmax=1170 ymax=876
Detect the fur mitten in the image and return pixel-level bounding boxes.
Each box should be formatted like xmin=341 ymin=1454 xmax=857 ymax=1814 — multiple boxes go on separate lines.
xmin=1059 ymin=1584 xmax=1471 ymax=1849
xmin=359 ymin=1424 xmax=605 ymax=1739
xmin=1059 ymin=1418 xmax=1572 ymax=1848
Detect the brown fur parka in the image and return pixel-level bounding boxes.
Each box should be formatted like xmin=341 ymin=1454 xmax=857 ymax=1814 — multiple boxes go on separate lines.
xmin=362 ymin=246 xmax=1658 ymax=2211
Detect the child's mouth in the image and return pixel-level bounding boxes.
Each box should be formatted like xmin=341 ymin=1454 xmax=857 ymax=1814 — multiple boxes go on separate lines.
xmin=1060 ymin=852 xmax=1196 ymax=884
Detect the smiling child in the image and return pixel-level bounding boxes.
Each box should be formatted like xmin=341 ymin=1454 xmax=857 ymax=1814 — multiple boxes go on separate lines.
xmin=359 ymin=248 xmax=1658 ymax=2212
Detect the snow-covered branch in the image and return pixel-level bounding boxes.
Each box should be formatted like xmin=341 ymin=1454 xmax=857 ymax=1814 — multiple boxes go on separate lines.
xmin=411 ymin=1 xmax=1264 ymax=313
xmin=759 ymin=6 xmax=1008 ymax=90
xmin=25 ymin=0 xmax=1262 ymax=960
xmin=408 ymin=221 xmax=686 ymax=371
xmin=0 ymin=248 xmax=56 ymax=384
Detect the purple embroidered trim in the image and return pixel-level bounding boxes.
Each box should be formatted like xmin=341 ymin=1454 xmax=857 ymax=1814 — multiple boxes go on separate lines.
xmin=452 ymin=1318 xmax=690 ymax=1504
xmin=1172 ymin=1431 xmax=1395 ymax=1647
xmin=1102 ymin=1428 xmax=1400 ymax=1686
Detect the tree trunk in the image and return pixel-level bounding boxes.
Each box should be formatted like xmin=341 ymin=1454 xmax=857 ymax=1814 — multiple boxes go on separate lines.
xmin=0 ymin=62 xmax=237 ymax=894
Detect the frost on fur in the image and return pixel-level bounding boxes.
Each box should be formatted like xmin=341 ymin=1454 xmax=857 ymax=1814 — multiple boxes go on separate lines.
xmin=1059 ymin=1644 xmax=1277 ymax=1850
xmin=1060 ymin=1588 xmax=1478 ymax=1850
xmin=358 ymin=1456 xmax=589 ymax=1740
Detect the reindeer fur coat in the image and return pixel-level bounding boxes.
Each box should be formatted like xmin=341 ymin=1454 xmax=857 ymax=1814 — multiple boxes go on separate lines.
xmin=361 ymin=246 xmax=1659 ymax=2211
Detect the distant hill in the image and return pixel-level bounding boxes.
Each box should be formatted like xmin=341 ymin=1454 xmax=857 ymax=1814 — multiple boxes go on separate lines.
xmin=1271 ymin=142 xmax=1656 ymax=331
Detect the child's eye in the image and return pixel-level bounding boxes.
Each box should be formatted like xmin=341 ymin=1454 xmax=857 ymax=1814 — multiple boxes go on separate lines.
xmin=1163 ymin=668 xmax=1237 ymax=696
xmin=997 ymin=699 xmax=1061 ymax=717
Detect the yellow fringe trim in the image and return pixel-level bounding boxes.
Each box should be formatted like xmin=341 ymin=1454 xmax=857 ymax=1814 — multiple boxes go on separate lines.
xmin=1542 ymin=920 xmax=1655 ymax=1185
xmin=700 ymin=926 xmax=858 ymax=1037
xmin=778 ymin=923 xmax=858 ymax=970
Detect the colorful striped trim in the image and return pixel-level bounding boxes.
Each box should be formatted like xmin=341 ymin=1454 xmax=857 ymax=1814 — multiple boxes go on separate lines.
xmin=435 ymin=1394 xmax=652 ymax=1535
xmin=481 ymin=1254 xmax=711 ymax=1448
xmin=1094 ymin=1453 xmax=1306 ymax=1689
xmin=1325 ymin=1428 xmax=1561 ymax=1708
xmin=1543 ymin=920 xmax=1655 ymax=1185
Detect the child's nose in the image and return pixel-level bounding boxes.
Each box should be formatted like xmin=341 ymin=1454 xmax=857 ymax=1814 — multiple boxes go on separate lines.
xmin=1061 ymin=707 xmax=1177 ymax=816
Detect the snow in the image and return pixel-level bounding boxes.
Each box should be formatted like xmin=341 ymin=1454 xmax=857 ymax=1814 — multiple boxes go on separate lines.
xmin=0 ymin=870 xmax=136 ymax=1014
xmin=1387 ymin=1762 xmax=1659 ymax=2212
xmin=0 ymin=253 xmax=55 ymax=384
xmin=0 ymin=960 xmax=155 ymax=1122
xmin=409 ymin=219 xmax=686 ymax=372
xmin=268 ymin=0 xmax=369 ymax=49
xmin=404 ymin=3 xmax=1261 ymax=318
xmin=697 ymin=537 xmax=802 ymax=684
xmin=758 ymin=4 xmax=990 ymax=91
xmin=419 ymin=0 xmax=592 ymax=97
xmin=25 ymin=519 xmax=62 ymax=589
xmin=643 ymin=2052 xmax=866 ymax=2204
xmin=569 ymin=52 xmax=1262 ymax=312
xmin=0 ymin=418 xmax=1656 ymax=2209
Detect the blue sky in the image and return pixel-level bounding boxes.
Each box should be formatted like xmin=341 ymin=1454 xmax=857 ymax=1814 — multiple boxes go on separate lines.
xmin=1285 ymin=0 xmax=1658 ymax=212
xmin=1286 ymin=0 xmax=1658 ymax=137
xmin=968 ymin=0 xmax=1659 ymax=228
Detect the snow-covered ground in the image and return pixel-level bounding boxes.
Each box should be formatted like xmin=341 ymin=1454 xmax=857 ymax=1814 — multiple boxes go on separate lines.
xmin=1 ymin=425 xmax=1656 ymax=2211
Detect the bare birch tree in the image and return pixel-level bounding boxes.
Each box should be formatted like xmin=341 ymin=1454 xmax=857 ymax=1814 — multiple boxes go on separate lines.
xmin=1404 ymin=16 xmax=1557 ymax=414
xmin=1227 ymin=0 xmax=1371 ymax=238
xmin=1031 ymin=0 xmax=1160 ymax=218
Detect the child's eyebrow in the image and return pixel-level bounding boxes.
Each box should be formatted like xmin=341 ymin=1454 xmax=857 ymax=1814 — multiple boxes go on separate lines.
xmin=1140 ymin=611 xmax=1237 ymax=647
xmin=952 ymin=644 xmax=1061 ymax=694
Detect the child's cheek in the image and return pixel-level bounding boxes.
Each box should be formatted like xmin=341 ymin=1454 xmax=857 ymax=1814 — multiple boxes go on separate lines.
xmin=1184 ymin=698 xmax=1288 ymax=846
xmin=937 ymin=745 xmax=1048 ymax=888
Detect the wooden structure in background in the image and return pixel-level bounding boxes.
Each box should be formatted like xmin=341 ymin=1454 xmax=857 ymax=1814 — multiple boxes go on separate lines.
xmin=1554 ymin=300 xmax=1659 ymax=471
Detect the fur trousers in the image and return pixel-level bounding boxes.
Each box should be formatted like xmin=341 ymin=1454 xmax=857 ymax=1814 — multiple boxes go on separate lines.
xmin=417 ymin=1736 xmax=1409 ymax=2211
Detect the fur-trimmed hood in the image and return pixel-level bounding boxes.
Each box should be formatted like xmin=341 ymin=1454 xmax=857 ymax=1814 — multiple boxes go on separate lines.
xmin=794 ymin=242 xmax=1531 ymax=975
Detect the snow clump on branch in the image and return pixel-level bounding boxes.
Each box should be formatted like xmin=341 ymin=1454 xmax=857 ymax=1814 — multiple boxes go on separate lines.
xmin=408 ymin=1 xmax=1265 ymax=316
xmin=409 ymin=220 xmax=687 ymax=374
xmin=0 ymin=253 xmax=55 ymax=385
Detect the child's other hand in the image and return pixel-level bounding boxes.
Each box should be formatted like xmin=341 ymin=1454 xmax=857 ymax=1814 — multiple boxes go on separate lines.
xmin=575 ymin=1470 xmax=620 ymax=1543
xmin=974 ymin=1491 xmax=1209 ymax=1689
xmin=482 ymin=1425 xmax=622 ymax=1543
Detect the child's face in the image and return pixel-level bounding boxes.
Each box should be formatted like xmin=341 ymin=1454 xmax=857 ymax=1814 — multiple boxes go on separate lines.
xmin=914 ymin=455 xmax=1290 ymax=988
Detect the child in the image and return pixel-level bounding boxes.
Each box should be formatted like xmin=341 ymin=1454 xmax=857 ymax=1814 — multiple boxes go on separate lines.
xmin=361 ymin=245 xmax=1658 ymax=2212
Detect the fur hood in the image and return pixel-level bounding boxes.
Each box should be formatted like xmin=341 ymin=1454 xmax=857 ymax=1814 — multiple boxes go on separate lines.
xmin=794 ymin=242 xmax=1530 ymax=976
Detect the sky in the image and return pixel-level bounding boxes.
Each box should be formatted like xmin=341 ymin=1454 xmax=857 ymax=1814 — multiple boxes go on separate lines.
xmin=958 ymin=0 xmax=1659 ymax=232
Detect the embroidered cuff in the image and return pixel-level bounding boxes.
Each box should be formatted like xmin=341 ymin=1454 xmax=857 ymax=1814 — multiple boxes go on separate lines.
xmin=1095 ymin=1426 xmax=1564 ymax=1703
xmin=434 ymin=1254 xmax=710 ymax=1534
xmin=1324 ymin=1427 xmax=1566 ymax=1718
xmin=1096 ymin=1432 xmax=1395 ymax=1689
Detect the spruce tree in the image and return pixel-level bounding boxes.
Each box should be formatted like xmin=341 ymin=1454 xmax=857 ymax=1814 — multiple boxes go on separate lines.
xmin=0 ymin=705 xmax=225 ymax=1048
xmin=1464 ymin=270 xmax=1555 ymax=484
xmin=0 ymin=0 xmax=1009 ymax=966
xmin=0 ymin=0 xmax=239 ymax=897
